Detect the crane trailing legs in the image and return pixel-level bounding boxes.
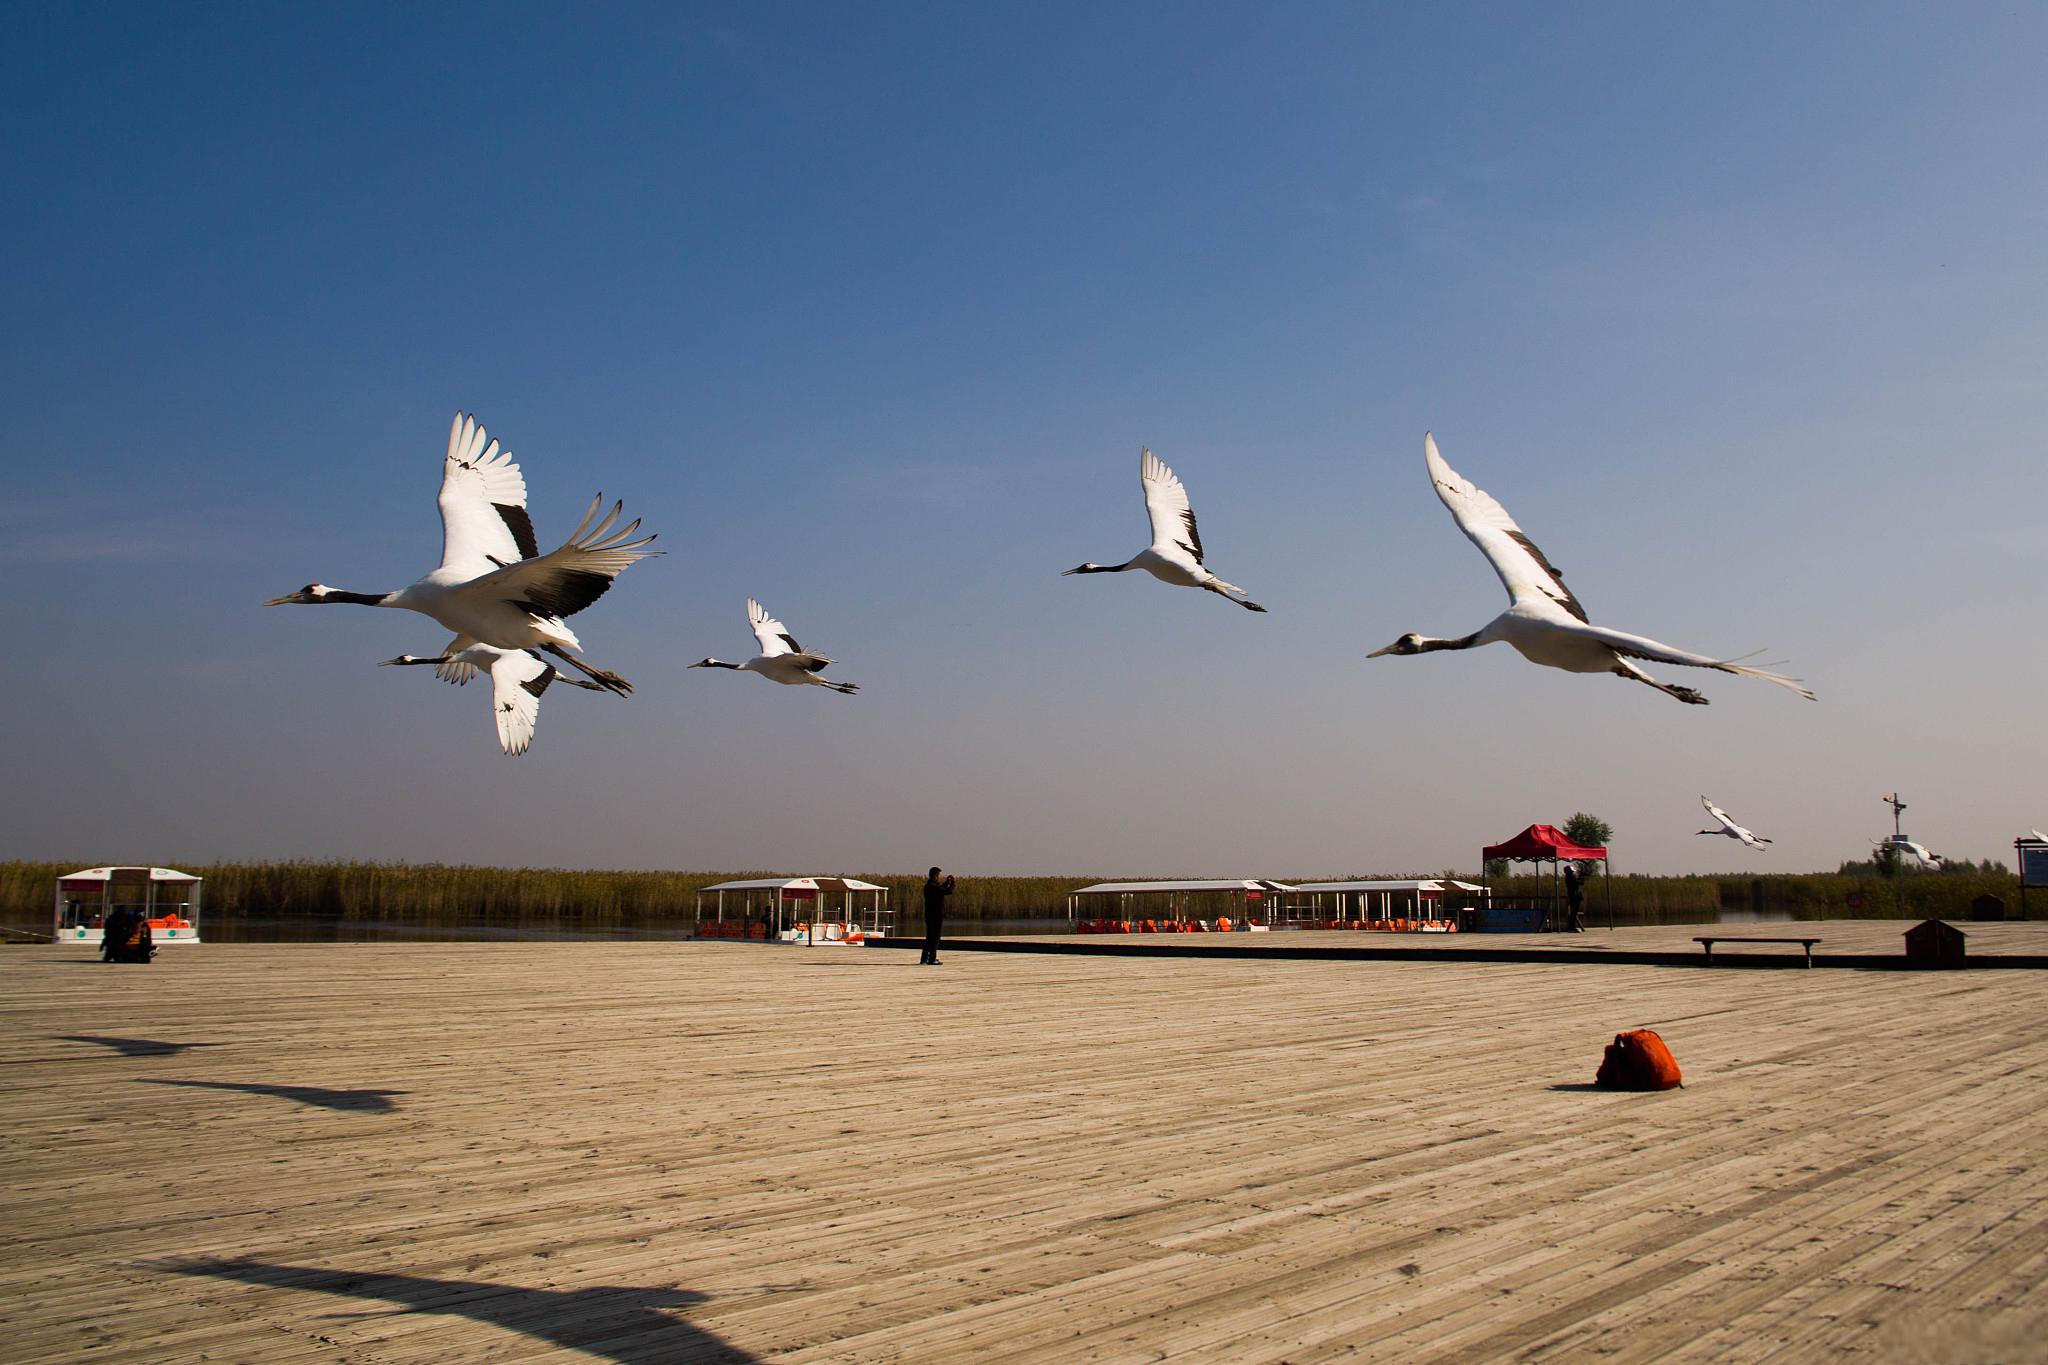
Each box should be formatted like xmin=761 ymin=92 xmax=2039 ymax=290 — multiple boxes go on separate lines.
xmin=1064 ymin=448 xmax=1266 ymax=612
xmin=1368 ymin=434 xmax=1814 ymax=705
xmin=266 ymin=413 xmax=660 ymax=699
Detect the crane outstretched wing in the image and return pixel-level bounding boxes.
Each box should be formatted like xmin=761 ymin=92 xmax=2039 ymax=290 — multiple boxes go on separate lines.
xmin=1424 ymin=433 xmax=1586 ymax=622
xmin=748 ymin=598 xmax=804 ymax=658
xmin=1140 ymin=448 xmax=1204 ymax=563
xmin=487 ymin=649 xmax=558 ymax=756
xmin=748 ymin=599 xmax=834 ymax=669
xmin=433 ymin=635 xmax=483 ymax=686
xmin=468 ymin=495 xmax=659 ymax=621
xmin=438 ymin=413 xmax=538 ymax=577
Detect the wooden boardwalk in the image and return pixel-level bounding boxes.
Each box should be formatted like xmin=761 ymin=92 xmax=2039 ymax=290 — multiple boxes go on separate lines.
xmin=4 ymin=931 xmax=2046 ymax=1362
xmin=928 ymin=918 xmax=2048 ymax=968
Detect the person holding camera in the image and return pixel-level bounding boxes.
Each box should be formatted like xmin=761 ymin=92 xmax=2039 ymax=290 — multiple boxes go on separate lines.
xmin=919 ymin=867 xmax=955 ymax=965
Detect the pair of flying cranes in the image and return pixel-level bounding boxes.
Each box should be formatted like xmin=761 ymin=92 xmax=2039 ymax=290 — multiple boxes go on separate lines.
xmin=268 ymin=415 xmax=1813 ymax=756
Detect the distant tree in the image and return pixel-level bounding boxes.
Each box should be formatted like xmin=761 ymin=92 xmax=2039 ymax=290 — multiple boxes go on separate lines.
xmin=1483 ymin=857 xmax=1510 ymax=880
xmin=1563 ymin=812 xmax=1613 ymax=877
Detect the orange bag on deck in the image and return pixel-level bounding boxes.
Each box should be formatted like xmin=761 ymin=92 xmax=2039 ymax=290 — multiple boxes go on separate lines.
xmin=1595 ymin=1029 xmax=1682 ymax=1091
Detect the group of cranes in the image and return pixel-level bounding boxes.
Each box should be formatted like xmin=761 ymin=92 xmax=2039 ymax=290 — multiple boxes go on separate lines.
xmin=266 ymin=414 xmax=867 ymax=753
xmin=267 ymin=414 xmax=664 ymax=754
xmin=1076 ymin=435 xmax=1813 ymax=704
xmin=1695 ymin=793 xmax=1988 ymax=868
xmin=268 ymin=415 xmax=1816 ymax=757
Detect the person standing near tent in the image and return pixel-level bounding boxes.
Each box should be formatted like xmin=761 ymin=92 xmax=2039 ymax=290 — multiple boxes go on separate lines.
xmin=1564 ymin=864 xmax=1586 ymax=933
xmin=919 ymin=867 xmax=955 ymax=965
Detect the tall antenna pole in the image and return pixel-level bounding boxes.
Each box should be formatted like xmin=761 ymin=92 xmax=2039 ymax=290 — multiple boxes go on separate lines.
xmin=1884 ymin=792 xmax=1907 ymax=839
xmin=1883 ymin=792 xmax=1909 ymax=917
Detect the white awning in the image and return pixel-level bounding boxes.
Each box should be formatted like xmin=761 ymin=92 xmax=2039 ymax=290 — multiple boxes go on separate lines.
xmin=698 ymin=877 xmax=888 ymax=893
xmin=1069 ymin=879 xmax=1299 ymax=896
xmin=1295 ymin=879 xmax=1491 ymax=894
xmin=59 ymin=866 xmax=201 ymax=883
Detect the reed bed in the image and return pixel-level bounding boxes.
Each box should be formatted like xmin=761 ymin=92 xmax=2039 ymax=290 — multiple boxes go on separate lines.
xmin=1486 ymin=870 xmax=2022 ymax=924
xmin=0 ymin=860 xmax=2024 ymax=941
xmin=0 ymin=861 xmax=1093 ymax=940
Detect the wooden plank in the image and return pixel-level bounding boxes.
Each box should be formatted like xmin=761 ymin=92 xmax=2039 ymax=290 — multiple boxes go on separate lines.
xmin=4 ymin=931 xmax=2046 ymax=1361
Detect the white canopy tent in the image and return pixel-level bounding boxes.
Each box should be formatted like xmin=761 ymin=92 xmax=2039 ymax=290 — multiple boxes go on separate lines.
xmin=54 ymin=866 xmax=203 ymax=946
xmin=1292 ymin=879 xmax=1491 ymax=925
xmin=1066 ymin=879 xmax=1300 ymax=927
xmin=695 ymin=877 xmax=892 ymax=943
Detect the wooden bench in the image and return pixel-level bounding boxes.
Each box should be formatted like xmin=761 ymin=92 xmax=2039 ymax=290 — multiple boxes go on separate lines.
xmin=1694 ymin=935 xmax=1821 ymax=967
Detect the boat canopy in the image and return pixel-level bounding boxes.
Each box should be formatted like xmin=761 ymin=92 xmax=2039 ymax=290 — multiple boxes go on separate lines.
xmin=1065 ymin=879 xmax=1302 ymax=926
xmin=698 ymin=876 xmax=888 ymax=893
xmin=1068 ymin=879 xmax=1299 ymax=896
xmin=54 ymin=866 xmax=203 ymax=946
xmin=58 ymin=866 xmax=200 ymax=884
xmin=694 ymin=876 xmax=893 ymax=940
xmin=1294 ymin=878 xmax=1486 ymax=894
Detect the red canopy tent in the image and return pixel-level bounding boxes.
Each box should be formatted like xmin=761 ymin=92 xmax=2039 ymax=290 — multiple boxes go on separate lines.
xmin=1483 ymin=824 xmax=1607 ymax=863
xmin=1482 ymin=825 xmax=1610 ymax=929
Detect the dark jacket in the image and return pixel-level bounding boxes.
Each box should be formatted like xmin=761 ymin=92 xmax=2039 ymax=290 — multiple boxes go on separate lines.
xmin=101 ymin=907 xmax=134 ymax=962
xmin=103 ymin=908 xmax=153 ymax=963
xmin=923 ymin=877 xmax=954 ymax=917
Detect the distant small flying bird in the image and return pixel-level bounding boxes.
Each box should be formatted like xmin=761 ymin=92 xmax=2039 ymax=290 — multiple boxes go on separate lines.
xmin=1063 ymin=448 xmax=1266 ymax=611
xmin=689 ymin=599 xmax=859 ymax=695
xmin=1368 ymin=434 xmax=1815 ymax=705
xmin=266 ymin=413 xmax=658 ymax=695
xmin=1697 ymin=796 xmax=1772 ymax=850
xmin=381 ymin=643 xmax=604 ymax=756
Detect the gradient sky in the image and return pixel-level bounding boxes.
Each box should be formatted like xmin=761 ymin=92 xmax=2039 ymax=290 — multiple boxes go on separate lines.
xmin=3 ymin=3 xmax=2043 ymax=877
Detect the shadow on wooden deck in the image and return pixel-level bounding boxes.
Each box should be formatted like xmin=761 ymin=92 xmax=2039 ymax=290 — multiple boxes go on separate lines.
xmin=135 ymin=1079 xmax=409 ymax=1112
xmin=55 ymin=1034 xmax=228 ymax=1057
xmin=156 ymin=1259 xmax=755 ymax=1363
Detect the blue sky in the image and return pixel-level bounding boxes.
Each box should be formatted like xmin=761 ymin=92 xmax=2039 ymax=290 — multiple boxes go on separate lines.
xmin=3 ymin=3 xmax=2043 ymax=875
